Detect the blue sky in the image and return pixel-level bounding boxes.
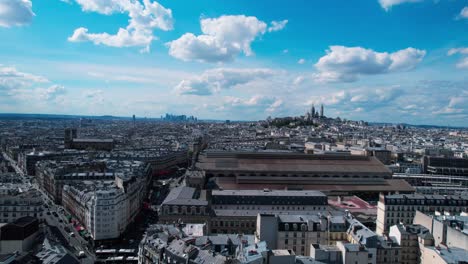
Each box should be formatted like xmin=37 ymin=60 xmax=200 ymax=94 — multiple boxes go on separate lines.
xmin=0 ymin=0 xmax=467 ymax=126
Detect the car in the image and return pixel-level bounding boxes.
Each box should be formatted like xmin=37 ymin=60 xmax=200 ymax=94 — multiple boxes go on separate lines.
xmin=52 ymin=212 xmax=58 ymax=217
xmin=69 ymin=232 xmax=75 ymax=237
xmin=77 ymin=251 xmax=85 ymax=258
xmin=59 ymin=219 xmax=63 ymax=223
xmin=46 ymin=212 xmax=51 ymax=215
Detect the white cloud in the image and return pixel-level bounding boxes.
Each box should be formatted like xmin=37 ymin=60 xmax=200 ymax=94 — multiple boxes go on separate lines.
xmin=456 ymin=6 xmax=468 ymax=20
xmin=0 ymin=65 xmax=48 ymax=91
xmin=222 ymin=95 xmax=283 ymax=113
xmin=448 ymin=94 xmax=467 ymax=108
xmin=378 ymin=0 xmax=423 ymax=11
xmin=174 ymin=68 xmax=276 ymax=96
xmin=68 ymin=0 xmax=173 ymax=52
xmin=268 ymin=20 xmax=288 ymax=32
xmin=447 ymin=47 xmax=468 ymax=69
xmin=168 ymin=15 xmax=271 ymax=63
xmin=455 ymin=57 xmax=468 ymax=69
xmin=37 ymin=85 xmax=65 ymax=100
xmin=0 ymin=65 xmax=48 ymax=83
xmin=266 ymin=98 xmax=283 ymax=112
xmin=307 ymin=90 xmax=349 ymax=106
xmin=447 ymin=47 xmax=468 ymax=56
xmin=298 ymin=58 xmax=306 ymax=64
xmin=306 ymin=87 xmax=403 ymax=110
xmin=293 ymin=75 xmax=305 ymax=85
xmin=282 ymin=49 xmax=289 ymax=54
xmin=0 ymin=0 xmax=34 ymax=27
xmin=0 ymin=65 xmax=69 ymax=108
xmin=313 ymin=46 xmax=425 ymax=82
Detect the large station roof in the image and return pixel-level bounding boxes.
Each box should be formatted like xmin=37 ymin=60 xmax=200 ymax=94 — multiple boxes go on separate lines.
xmin=197 ymin=151 xmax=392 ymax=175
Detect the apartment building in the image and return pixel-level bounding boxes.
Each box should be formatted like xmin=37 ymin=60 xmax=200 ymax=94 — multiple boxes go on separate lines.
xmin=256 ymin=213 xmax=348 ymax=256
xmin=0 ymin=174 xmax=43 ymax=223
xmin=62 ymin=175 xmax=145 ymax=240
xmin=376 ymin=194 xmax=468 ymax=235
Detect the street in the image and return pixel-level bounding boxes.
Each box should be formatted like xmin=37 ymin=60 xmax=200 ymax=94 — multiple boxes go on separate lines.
xmin=2 ymin=151 xmax=95 ymax=264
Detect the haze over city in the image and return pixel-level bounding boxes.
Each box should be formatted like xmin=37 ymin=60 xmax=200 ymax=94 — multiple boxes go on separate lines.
xmin=0 ymin=0 xmax=467 ymax=126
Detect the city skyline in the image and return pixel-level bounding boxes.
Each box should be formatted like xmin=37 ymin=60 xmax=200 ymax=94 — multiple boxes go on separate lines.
xmin=0 ymin=0 xmax=467 ymax=126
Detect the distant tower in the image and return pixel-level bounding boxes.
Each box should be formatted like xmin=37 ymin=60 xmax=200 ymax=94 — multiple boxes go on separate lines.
xmin=320 ymin=104 xmax=324 ymax=118
xmin=64 ymin=128 xmax=77 ymax=148
xmin=311 ymin=104 xmax=316 ymax=118
xmin=132 ymin=114 xmax=136 ymax=127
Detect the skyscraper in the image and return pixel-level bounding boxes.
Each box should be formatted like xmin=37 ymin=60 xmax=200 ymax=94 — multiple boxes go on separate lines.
xmin=311 ymin=104 xmax=316 ymax=118
xmin=320 ymin=104 xmax=324 ymax=118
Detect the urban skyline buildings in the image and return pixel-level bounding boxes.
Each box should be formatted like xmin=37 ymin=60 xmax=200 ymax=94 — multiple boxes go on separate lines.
xmin=0 ymin=1 xmax=467 ymax=126
xmin=0 ymin=0 xmax=467 ymax=263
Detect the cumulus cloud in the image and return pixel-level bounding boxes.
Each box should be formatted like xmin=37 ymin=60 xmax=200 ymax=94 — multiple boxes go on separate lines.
xmin=293 ymin=75 xmax=305 ymax=85
xmin=313 ymin=46 xmax=426 ymax=82
xmin=174 ymin=68 xmax=276 ymax=95
xmin=0 ymin=65 xmax=48 ymax=91
xmin=0 ymin=0 xmax=34 ymax=27
xmin=298 ymin=58 xmax=306 ymax=64
xmin=448 ymin=47 xmax=468 ymax=69
xmin=306 ymin=87 xmax=403 ymax=112
xmin=68 ymin=0 xmax=173 ymax=52
xmin=37 ymin=85 xmax=65 ymax=100
xmin=456 ymin=6 xmax=468 ymax=20
xmin=268 ymin=20 xmax=288 ymax=32
xmin=168 ymin=15 xmax=285 ymax=63
xmin=0 ymin=65 xmax=67 ymax=105
xmin=222 ymin=95 xmax=283 ymax=113
xmin=378 ymin=0 xmax=423 ymax=11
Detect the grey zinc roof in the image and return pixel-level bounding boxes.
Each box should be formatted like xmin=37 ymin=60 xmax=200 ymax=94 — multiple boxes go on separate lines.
xmin=212 ymin=189 xmax=326 ymax=197
xmin=162 ymin=186 xmax=208 ymax=206
xmin=197 ymin=151 xmax=392 ymax=174
xmin=192 ymin=249 xmax=226 ymax=264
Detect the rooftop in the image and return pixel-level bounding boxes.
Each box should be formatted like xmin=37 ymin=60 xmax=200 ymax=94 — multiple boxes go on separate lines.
xmin=212 ymin=189 xmax=326 ymax=197
xmin=161 ymin=186 xmax=208 ymax=206
xmin=197 ymin=151 xmax=392 ymax=174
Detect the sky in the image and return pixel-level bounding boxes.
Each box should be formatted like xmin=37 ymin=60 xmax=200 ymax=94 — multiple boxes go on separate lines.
xmin=0 ymin=0 xmax=467 ymax=126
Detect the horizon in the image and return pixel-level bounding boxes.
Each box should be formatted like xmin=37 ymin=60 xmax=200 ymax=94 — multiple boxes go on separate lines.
xmin=0 ymin=0 xmax=467 ymax=126
xmin=1 ymin=112 xmax=467 ymax=129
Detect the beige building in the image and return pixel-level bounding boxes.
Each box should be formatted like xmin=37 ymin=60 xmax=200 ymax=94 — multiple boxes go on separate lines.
xmin=256 ymin=213 xmax=348 ymax=256
xmin=420 ymin=246 xmax=467 ymax=264
xmin=389 ymin=224 xmax=434 ymax=264
xmin=0 ymin=183 xmax=43 ymax=224
xmin=376 ymin=194 xmax=467 ymax=235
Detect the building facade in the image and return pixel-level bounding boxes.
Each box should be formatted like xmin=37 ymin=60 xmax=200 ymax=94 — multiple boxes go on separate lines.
xmin=0 ymin=175 xmax=43 ymax=224
xmin=62 ymin=175 xmax=145 ymax=240
xmin=376 ymin=194 xmax=468 ymax=235
xmin=256 ymin=213 xmax=348 ymax=256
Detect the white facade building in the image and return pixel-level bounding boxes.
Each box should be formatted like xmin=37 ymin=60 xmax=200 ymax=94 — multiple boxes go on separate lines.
xmin=0 ymin=178 xmax=43 ymax=224
xmin=62 ymin=174 xmax=145 ymax=240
